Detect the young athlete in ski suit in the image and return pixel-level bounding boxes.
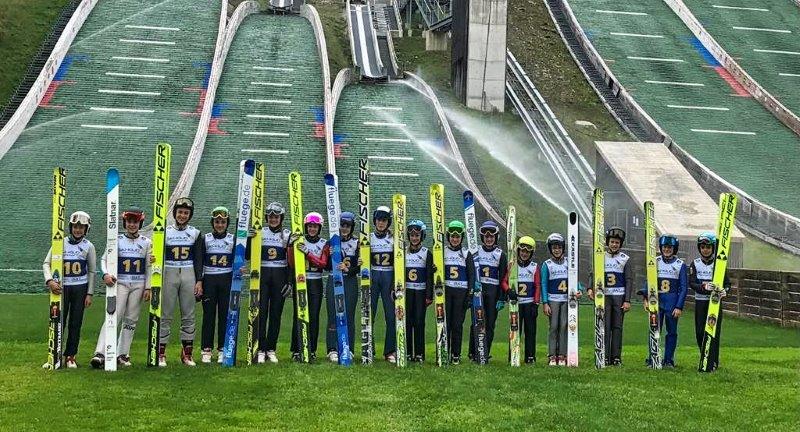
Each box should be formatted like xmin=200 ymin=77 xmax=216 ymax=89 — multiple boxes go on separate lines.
xmin=542 ymin=233 xmax=584 ymax=366
xmin=689 ymin=232 xmax=727 ymax=371
xmin=324 ymin=212 xmax=360 ymax=363
xmin=587 ymin=227 xmax=633 ymax=366
xmin=43 ymin=211 xmax=96 ymax=368
xmin=443 ymin=220 xmax=475 ymax=365
xmin=640 ymin=234 xmax=688 ymax=368
xmin=501 ymin=236 xmax=541 ymax=364
xmin=250 ymin=202 xmax=293 ymax=364
xmin=160 ymin=197 xmax=203 ymax=367
xmin=370 ymin=206 xmax=397 ymax=363
xmin=90 ymin=207 xmax=153 ymax=368
xmin=404 ymin=219 xmax=434 ymax=362
xmin=469 ymin=220 xmax=507 ymax=361
xmin=199 ymin=207 xmax=235 ymax=364
xmin=289 ymin=212 xmax=327 ymax=362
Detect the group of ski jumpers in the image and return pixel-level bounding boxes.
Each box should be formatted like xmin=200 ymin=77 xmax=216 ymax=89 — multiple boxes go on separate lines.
xmin=44 ymin=198 xmax=727 ymax=371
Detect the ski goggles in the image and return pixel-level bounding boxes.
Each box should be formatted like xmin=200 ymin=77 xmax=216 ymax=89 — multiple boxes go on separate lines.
xmin=304 ymin=214 xmax=323 ymax=225
xmin=447 ymin=228 xmax=463 ymax=236
xmin=212 ymin=208 xmax=229 ymax=219
xmin=480 ymin=227 xmax=499 ymax=236
xmin=518 ymin=244 xmax=535 ymax=253
xmin=175 ymin=197 xmax=193 ymax=208
xmin=121 ymin=211 xmax=145 ymax=222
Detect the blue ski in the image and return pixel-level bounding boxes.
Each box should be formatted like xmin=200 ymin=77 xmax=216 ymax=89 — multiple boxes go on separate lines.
xmin=325 ymin=173 xmax=352 ymax=366
xmin=222 ymin=160 xmax=256 ymax=367
xmin=463 ymin=190 xmax=487 ymax=364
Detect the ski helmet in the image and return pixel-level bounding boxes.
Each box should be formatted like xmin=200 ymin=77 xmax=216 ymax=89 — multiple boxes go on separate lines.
xmin=697 ymin=232 xmax=717 ymax=253
xmin=546 ymin=233 xmax=565 ymax=254
xmin=172 ymin=197 xmax=194 ymax=220
xmin=447 ymin=220 xmax=465 ymax=237
xmin=605 ymin=227 xmax=626 ymax=246
xmin=407 ymin=219 xmax=427 ymax=241
xmin=518 ymin=236 xmax=536 ymax=253
xmin=304 ymin=212 xmax=324 ymax=228
xmin=373 ymin=206 xmax=392 ymax=226
xmin=479 ymin=220 xmax=500 ymax=240
xmin=122 ymin=206 xmax=145 ymax=229
xmin=265 ymin=202 xmax=286 ymax=221
xmin=340 ymin=211 xmax=356 ymax=227
xmin=211 ymin=206 xmax=230 ymax=229
xmin=659 ymin=234 xmax=680 ymax=254
xmin=68 ymin=211 xmax=91 ymax=235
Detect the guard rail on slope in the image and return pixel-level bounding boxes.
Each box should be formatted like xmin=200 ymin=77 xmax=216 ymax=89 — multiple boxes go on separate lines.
xmin=168 ymin=0 xmax=253 ymax=214
xmin=547 ymin=0 xmax=800 ymax=254
xmin=300 ymin=4 xmax=335 ymax=174
xmin=404 ymin=72 xmax=505 ymax=226
xmin=0 ymin=0 xmax=99 ymax=161
xmin=663 ymin=0 xmax=800 ymax=138
xmin=506 ymin=50 xmax=593 ymax=225
xmin=414 ymin=0 xmax=451 ymax=30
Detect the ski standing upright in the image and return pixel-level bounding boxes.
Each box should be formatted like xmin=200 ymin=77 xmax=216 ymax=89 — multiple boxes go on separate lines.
xmin=246 ymin=163 xmax=265 ymax=365
xmin=507 ymin=205 xmax=521 ymax=367
xmin=104 ymin=168 xmax=119 ymax=372
xmin=47 ymin=167 xmax=66 ymax=370
xmin=699 ymin=193 xmax=737 ymax=372
xmin=393 ymin=193 xmax=407 ymax=368
xmin=644 ymin=201 xmax=662 ymax=369
xmin=592 ymin=188 xmax=605 ymax=369
xmin=147 ymin=142 xmax=171 ymax=367
xmin=430 ymin=184 xmax=448 ymax=366
xmin=222 ymin=160 xmax=256 ymax=367
xmin=463 ymin=190 xmax=487 ymax=364
xmin=290 ymin=171 xmax=310 ymax=363
xmin=567 ymin=211 xmax=580 ymax=367
xmin=358 ymin=159 xmax=373 ymax=364
xmin=325 ymin=173 xmax=352 ymax=366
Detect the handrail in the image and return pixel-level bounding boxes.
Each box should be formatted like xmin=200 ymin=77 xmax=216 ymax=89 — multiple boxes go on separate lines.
xmin=663 ymin=0 xmax=800 ymax=137
xmin=507 ymin=50 xmax=594 ymax=184
xmin=0 ymin=0 xmax=99 ymax=161
xmin=300 ymin=4 xmax=335 ymax=174
xmin=345 ymin=0 xmax=359 ymax=69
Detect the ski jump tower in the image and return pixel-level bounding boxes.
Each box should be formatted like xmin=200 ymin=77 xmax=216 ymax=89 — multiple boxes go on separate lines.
xmin=451 ymin=0 xmax=508 ymax=112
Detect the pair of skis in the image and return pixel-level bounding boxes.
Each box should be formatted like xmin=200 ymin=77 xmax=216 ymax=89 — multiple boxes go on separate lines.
xmin=507 ymin=206 xmax=520 ymax=367
xmin=46 ymin=168 xmax=66 ymax=370
xmin=246 ymin=164 xmax=265 ymax=365
xmin=699 ymin=193 xmax=737 ymax=372
xmin=325 ymin=173 xmax=353 ymax=366
xmin=222 ymin=161 xmax=257 ymax=367
xmin=463 ymin=191 xmax=487 ymax=364
xmin=393 ymin=194 xmax=407 ymax=367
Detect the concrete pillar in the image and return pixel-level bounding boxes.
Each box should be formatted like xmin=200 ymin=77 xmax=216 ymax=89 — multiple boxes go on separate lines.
xmin=423 ymin=30 xmax=448 ymax=51
xmin=466 ymin=0 xmax=507 ymax=112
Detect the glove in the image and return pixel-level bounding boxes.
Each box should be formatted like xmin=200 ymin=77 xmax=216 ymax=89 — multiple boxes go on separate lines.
xmin=297 ymin=241 xmax=308 ymax=254
xmin=507 ymin=289 xmax=517 ymax=301
xmin=496 ymin=300 xmax=506 ymax=311
xmin=425 ymin=298 xmax=433 ymax=307
xmin=289 ymin=232 xmax=301 ymax=245
xmin=463 ymin=298 xmax=472 ymax=312
xmin=281 ymin=284 xmax=293 ymax=298
xmin=248 ymin=227 xmax=256 ymax=238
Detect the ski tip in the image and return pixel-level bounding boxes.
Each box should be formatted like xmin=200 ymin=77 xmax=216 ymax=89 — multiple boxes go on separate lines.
xmin=324 ymin=173 xmax=336 ymax=185
xmin=569 ymin=212 xmax=578 ymax=224
xmin=157 ymin=142 xmax=172 ymax=150
xmin=106 ymin=168 xmax=120 ymax=191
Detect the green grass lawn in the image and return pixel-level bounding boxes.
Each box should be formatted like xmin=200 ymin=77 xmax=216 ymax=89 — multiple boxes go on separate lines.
xmin=1 ymin=293 xmax=798 ymax=430
xmin=0 ymin=0 xmax=70 ymax=111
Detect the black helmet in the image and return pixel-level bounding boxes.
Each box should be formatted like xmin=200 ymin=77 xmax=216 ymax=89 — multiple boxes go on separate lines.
xmin=605 ymin=227 xmax=626 ymax=246
xmin=173 ymin=197 xmax=194 ymax=221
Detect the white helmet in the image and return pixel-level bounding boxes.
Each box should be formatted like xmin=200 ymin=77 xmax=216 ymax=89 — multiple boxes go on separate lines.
xmin=69 ymin=211 xmax=91 ymax=235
